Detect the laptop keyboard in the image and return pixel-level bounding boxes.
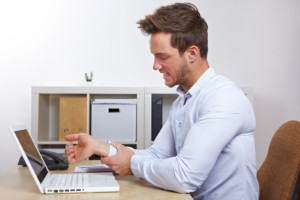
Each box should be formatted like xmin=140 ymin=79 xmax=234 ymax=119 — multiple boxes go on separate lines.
xmin=48 ymin=174 xmax=89 ymax=189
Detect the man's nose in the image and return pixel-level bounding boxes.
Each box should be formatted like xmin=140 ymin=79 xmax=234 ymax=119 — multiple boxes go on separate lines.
xmin=153 ymin=61 xmax=162 ymax=71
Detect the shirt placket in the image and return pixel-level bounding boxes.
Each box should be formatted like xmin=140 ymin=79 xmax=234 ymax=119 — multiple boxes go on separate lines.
xmin=174 ymin=105 xmax=186 ymax=153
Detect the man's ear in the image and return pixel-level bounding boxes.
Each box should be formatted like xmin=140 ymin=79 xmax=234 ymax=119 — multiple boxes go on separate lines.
xmin=187 ymin=45 xmax=200 ymax=63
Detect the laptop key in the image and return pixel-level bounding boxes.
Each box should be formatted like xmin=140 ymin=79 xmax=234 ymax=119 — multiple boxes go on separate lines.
xmin=72 ymin=174 xmax=78 ymax=188
xmin=48 ymin=175 xmax=58 ymax=188
xmin=65 ymin=174 xmax=72 ymax=188
xmin=59 ymin=174 xmax=67 ymax=188
xmin=55 ymin=175 xmax=62 ymax=188
xmin=83 ymin=174 xmax=89 ymax=187
xmin=78 ymin=174 xmax=83 ymax=187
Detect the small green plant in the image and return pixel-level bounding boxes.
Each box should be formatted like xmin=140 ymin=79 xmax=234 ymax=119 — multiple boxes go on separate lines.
xmin=85 ymin=72 xmax=93 ymax=82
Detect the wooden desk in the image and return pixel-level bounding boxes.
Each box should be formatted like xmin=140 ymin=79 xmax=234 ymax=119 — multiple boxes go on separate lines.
xmin=0 ymin=161 xmax=192 ymax=200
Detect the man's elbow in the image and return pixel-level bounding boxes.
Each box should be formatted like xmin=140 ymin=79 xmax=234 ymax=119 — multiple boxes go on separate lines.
xmin=167 ymin=180 xmax=200 ymax=194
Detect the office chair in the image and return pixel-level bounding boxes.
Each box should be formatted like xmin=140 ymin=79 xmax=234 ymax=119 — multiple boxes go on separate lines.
xmin=257 ymin=120 xmax=300 ymax=200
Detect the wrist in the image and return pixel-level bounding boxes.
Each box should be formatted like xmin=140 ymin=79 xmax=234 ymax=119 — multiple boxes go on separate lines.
xmin=93 ymin=139 xmax=110 ymax=156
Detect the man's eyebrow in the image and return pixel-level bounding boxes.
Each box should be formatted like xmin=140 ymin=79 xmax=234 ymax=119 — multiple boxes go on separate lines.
xmin=154 ymin=52 xmax=168 ymax=56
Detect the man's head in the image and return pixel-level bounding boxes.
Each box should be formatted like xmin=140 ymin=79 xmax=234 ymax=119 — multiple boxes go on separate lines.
xmin=137 ymin=3 xmax=208 ymax=59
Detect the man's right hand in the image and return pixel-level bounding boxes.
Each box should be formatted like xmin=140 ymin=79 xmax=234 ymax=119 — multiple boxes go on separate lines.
xmin=64 ymin=133 xmax=110 ymax=163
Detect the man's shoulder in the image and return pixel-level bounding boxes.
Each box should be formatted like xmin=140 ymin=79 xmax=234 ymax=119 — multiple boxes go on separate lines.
xmin=195 ymin=75 xmax=252 ymax=113
xmin=200 ymin=74 xmax=241 ymax=100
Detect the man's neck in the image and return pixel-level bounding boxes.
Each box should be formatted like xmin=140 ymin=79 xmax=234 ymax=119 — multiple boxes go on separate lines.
xmin=181 ymin=59 xmax=209 ymax=93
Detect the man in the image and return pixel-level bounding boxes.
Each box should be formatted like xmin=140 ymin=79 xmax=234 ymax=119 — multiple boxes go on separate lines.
xmin=65 ymin=3 xmax=259 ymax=199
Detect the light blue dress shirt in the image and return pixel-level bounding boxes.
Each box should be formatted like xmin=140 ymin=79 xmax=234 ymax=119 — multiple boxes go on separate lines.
xmin=130 ymin=67 xmax=259 ymax=200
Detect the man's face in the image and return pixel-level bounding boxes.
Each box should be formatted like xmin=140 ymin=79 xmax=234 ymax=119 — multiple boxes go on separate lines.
xmin=150 ymin=32 xmax=191 ymax=88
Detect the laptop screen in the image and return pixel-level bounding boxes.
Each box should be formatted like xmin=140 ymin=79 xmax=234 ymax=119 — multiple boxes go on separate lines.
xmin=15 ymin=129 xmax=48 ymax=183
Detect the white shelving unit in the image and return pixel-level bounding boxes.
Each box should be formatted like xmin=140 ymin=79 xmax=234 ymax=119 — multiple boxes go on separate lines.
xmin=31 ymin=86 xmax=145 ymax=150
xmin=31 ymin=86 xmax=253 ymax=151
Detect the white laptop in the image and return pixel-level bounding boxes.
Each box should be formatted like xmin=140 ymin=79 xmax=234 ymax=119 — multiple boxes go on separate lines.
xmin=9 ymin=125 xmax=119 ymax=194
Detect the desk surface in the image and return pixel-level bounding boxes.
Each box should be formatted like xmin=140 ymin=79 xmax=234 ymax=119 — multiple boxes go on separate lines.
xmin=0 ymin=160 xmax=192 ymax=200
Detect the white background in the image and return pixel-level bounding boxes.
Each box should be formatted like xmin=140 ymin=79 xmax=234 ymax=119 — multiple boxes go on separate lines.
xmin=0 ymin=0 xmax=299 ymax=171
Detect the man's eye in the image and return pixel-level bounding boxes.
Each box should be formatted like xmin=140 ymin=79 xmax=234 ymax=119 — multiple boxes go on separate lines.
xmin=160 ymin=57 xmax=168 ymax=60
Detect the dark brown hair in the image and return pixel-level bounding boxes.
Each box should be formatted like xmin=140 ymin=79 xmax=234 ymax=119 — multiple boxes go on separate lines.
xmin=137 ymin=3 xmax=208 ymax=58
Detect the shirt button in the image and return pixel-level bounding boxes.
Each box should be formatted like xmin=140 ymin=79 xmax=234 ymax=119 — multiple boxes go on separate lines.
xmin=178 ymin=122 xmax=182 ymax=128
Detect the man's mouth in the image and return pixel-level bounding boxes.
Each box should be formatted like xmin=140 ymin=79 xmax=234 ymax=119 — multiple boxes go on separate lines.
xmin=161 ymin=71 xmax=171 ymax=80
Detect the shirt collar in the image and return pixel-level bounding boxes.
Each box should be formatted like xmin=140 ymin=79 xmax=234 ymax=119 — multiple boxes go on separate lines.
xmin=176 ymin=67 xmax=217 ymax=98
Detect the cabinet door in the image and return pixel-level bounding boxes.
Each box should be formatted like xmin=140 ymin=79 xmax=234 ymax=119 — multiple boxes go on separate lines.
xmin=59 ymin=97 xmax=87 ymax=141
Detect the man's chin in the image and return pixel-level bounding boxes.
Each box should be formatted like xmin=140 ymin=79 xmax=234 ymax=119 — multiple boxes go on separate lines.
xmin=164 ymin=81 xmax=176 ymax=88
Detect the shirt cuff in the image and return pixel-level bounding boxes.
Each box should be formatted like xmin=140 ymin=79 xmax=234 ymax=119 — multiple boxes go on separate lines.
xmin=130 ymin=154 xmax=144 ymax=178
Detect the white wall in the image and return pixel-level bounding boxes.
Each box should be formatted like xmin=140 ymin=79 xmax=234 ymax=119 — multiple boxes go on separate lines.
xmin=0 ymin=0 xmax=299 ymax=171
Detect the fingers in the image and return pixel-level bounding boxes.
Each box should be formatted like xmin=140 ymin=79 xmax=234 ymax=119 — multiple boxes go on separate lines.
xmin=101 ymin=156 xmax=118 ymax=174
xmin=101 ymin=156 xmax=115 ymax=166
xmin=67 ymin=153 xmax=76 ymax=163
xmin=65 ymin=142 xmax=76 ymax=163
xmin=64 ymin=134 xmax=80 ymax=141
xmin=65 ymin=142 xmax=74 ymax=153
xmin=110 ymin=142 xmax=122 ymax=150
xmin=101 ymin=156 xmax=109 ymax=164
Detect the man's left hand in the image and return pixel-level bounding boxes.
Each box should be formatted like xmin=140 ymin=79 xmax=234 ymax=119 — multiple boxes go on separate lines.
xmin=101 ymin=142 xmax=135 ymax=176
